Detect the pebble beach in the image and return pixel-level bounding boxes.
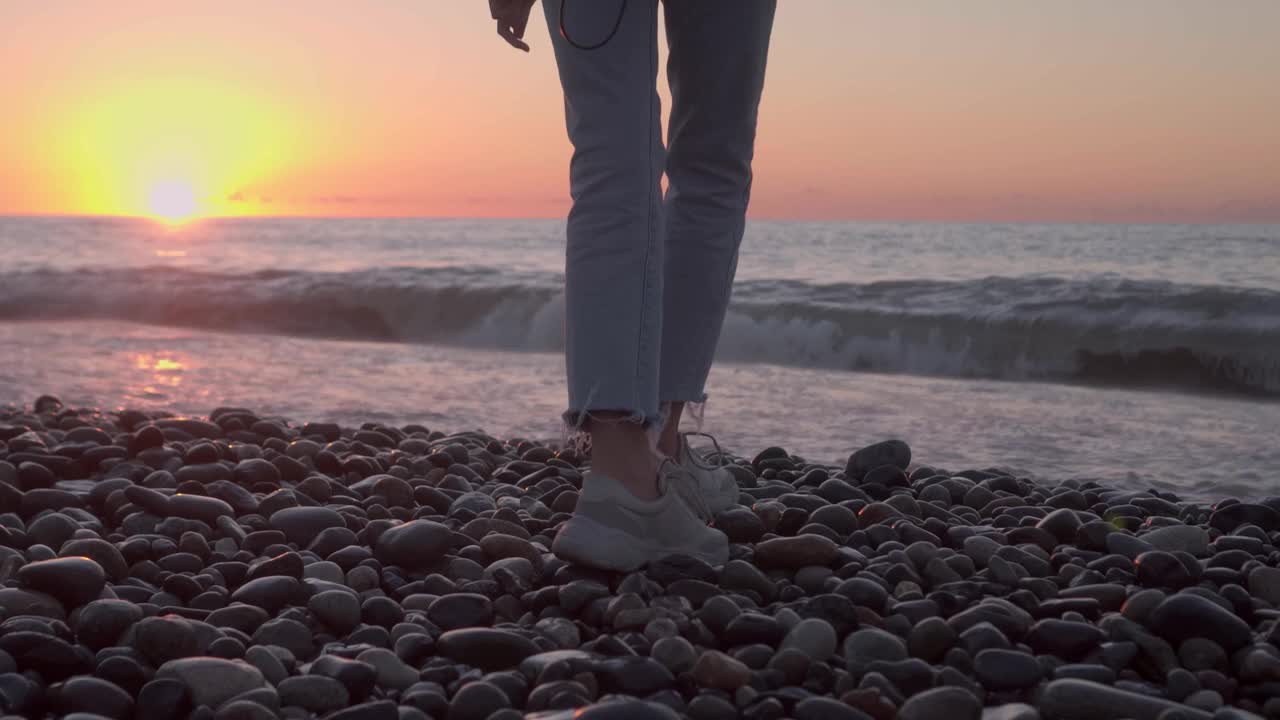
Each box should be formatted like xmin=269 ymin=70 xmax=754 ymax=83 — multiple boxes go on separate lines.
xmin=0 ymin=396 xmax=1278 ymax=720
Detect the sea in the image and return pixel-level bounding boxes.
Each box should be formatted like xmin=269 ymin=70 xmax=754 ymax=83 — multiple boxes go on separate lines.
xmin=1 ymin=216 xmax=1278 ymax=499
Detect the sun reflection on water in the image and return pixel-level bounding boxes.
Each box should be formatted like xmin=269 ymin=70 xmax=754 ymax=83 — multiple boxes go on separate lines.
xmin=132 ymin=352 xmax=188 ymax=393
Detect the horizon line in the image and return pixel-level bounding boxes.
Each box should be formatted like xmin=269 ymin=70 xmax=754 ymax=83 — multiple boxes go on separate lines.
xmin=3 ymin=211 xmax=1278 ymax=228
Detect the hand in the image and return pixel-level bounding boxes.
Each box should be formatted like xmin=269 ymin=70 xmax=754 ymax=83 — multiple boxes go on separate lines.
xmin=490 ymin=0 xmax=537 ymax=52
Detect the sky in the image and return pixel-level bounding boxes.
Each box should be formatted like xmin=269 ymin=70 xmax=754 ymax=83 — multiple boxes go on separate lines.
xmin=2 ymin=1 xmax=1278 ymax=223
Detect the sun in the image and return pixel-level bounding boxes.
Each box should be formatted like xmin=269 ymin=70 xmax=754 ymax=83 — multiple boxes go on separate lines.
xmin=146 ymin=180 xmax=200 ymax=225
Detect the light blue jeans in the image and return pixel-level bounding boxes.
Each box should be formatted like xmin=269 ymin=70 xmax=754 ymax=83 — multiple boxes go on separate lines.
xmin=544 ymin=0 xmax=776 ymax=429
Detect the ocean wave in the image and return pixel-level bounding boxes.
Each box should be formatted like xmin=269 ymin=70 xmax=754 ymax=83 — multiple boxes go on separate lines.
xmin=2 ymin=266 xmax=1277 ymax=396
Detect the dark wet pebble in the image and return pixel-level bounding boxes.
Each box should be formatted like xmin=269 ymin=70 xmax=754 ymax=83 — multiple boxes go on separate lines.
xmin=845 ymin=628 xmax=907 ymax=670
xmin=1147 ymin=593 xmax=1253 ymax=651
xmin=449 ymin=681 xmax=512 ymax=720
xmin=754 ymin=534 xmax=839 ymax=569
xmin=974 ymin=649 xmax=1042 ymax=690
xmin=592 ymin=656 xmax=677 ymax=695
xmin=722 ymin=613 xmax=786 ymax=648
xmin=311 ymin=654 xmax=377 ymax=701
xmin=437 ymin=628 xmax=539 ymax=671
xmin=53 ymin=675 xmax=135 ymax=719
xmin=76 ymin=599 xmax=144 ymax=650
xmin=374 ymin=519 xmax=454 ymax=570
xmin=133 ymin=615 xmax=199 ymax=666
xmin=309 ymin=589 xmax=362 ymax=634
xmin=846 ymin=440 xmax=912 ymax=480
xmin=1025 ymin=619 xmax=1106 ymax=660
xmin=714 ymin=507 xmax=766 ymax=543
xmin=898 ymin=686 xmax=980 ymax=720
xmin=1134 ymin=550 xmax=1193 ymax=588
xmin=268 ymin=506 xmax=345 ymax=546
xmin=648 ymin=553 xmax=718 ymax=585
xmin=278 ymin=675 xmax=349 ymax=713
xmin=1208 ymin=503 xmax=1280 ymax=533
xmin=229 ymin=575 xmax=301 ymax=613
xmin=1037 ymin=678 xmax=1212 ymax=720
xmin=136 ymin=678 xmax=192 ymax=720
xmin=16 ymin=556 xmax=106 ymax=608
xmin=155 ymin=656 xmax=266 ymax=708
xmin=168 ymin=493 xmax=235 ymax=524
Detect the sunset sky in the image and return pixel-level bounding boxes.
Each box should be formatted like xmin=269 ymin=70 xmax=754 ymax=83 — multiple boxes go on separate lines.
xmin=2 ymin=1 xmax=1278 ymax=223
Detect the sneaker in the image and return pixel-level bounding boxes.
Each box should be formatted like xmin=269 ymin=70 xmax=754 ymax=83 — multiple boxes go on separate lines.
xmin=675 ymin=432 xmax=740 ymax=516
xmin=552 ymin=460 xmax=729 ymax=572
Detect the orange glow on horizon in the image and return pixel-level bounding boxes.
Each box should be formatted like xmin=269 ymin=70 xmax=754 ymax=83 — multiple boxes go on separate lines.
xmin=44 ymin=59 xmax=299 ymax=220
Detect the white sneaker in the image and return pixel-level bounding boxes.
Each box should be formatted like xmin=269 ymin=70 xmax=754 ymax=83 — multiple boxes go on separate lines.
xmin=552 ymin=460 xmax=729 ymax=572
xmin=675 ymin=432 xmax=740 ymax=516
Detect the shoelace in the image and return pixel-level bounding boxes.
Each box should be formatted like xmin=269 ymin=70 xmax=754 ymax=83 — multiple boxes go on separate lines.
xmin=679 ymin=431 xmax=727 ymax=470
xmin=659 ymin=457 xmax=714 ymax=523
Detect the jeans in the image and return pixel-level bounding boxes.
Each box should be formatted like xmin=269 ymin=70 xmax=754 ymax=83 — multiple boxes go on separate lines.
xmin=544 ymin=0 xmax=776 ymax=429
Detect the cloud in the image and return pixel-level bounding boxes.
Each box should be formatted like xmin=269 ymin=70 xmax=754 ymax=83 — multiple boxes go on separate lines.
xmin=310 ymin=193 xmax=410 ymax=206
xmin=226 ymin=191 xmax=275 ymax=206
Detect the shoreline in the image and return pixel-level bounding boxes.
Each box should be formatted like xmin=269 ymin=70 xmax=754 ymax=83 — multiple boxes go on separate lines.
xmin=6 ymin=320 xmax=1280 ymax=499
xmin=1 ymin=396 xmax=1278 ymax=718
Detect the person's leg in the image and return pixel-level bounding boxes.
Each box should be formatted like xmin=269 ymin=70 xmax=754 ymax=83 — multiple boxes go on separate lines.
xmin=657 ymin=401 xmax=684 ymax=457
xmin=588 ymin=413 xmax=660 ymax=500
xmin=543 ymin=0 xmax=666 ymax=499
xmin=658 ymin=0 xmax=776 ymax=451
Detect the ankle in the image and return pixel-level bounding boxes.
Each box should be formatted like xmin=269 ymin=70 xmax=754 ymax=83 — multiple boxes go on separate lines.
xmin=585 ymin=413 xmax=664 ymax=501
xmin=656 ymin=401 xmax=685 ymax=458
xmin=591 ymin=457 xmax=661 ymax=501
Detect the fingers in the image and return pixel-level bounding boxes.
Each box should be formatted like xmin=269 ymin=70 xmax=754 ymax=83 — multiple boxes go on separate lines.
xmin=497 ymin=20 xmax=531 ymax=52
xmin=511 ymin=1 xmax=532 ymax=38
xmin=492 ymin=0 xmax=533 ymax=53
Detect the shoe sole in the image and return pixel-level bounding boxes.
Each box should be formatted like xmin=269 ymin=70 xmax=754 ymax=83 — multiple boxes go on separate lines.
xmin=552 ymin=513 xmax=728 ymax=572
